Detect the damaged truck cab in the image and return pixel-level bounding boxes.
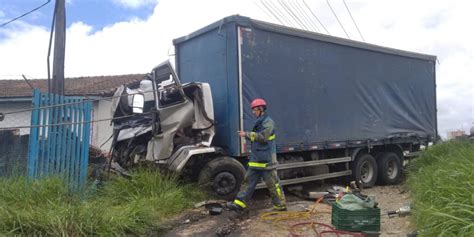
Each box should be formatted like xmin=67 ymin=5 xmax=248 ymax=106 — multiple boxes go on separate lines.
xmin=111 ymin=61 xmax=220 ymax=172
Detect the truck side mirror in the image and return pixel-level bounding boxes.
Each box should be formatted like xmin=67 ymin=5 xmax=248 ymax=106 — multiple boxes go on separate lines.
xmin=132 ymin=94 xmax=145 ymax=113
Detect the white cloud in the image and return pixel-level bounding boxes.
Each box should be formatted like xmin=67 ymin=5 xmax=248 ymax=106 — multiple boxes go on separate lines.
xmin=0 ymin=22 xmax=50 ymax=78
xmin=0 ymin=0 xmax=472 ymax=136
xmin=111 ymin=0 xmax=159 ymax=9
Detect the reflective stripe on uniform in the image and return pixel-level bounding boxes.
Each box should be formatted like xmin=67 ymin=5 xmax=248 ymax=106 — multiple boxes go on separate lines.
xmin=275 ymin=183 xmax=283 ymax=200
xmin=249 ymin=133 xmax=275 ymax=142
xmin=234 ymin=199 xmax=247 ymax=208
xmin=273 ymin=204 xmax=286 ymax=210
xmin=248 ymin=162 xmax=267 ymax=168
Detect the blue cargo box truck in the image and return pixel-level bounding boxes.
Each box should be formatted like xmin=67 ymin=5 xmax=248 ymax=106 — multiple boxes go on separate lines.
xmin=111 ymin=15 xmax=437 ymax=199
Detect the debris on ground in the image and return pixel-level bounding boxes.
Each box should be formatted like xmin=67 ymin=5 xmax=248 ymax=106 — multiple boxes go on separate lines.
xmin=182 ymin=219 xmax=191 ymax=224
xmin=209 ymin=206 xmax=223 ymax=215
xmin=308 ymin=191 xmax=329 ymax=199
xmin=388 ymin=205 xmax=412 ymax=218
xmin=164 ymin=183 xmax=414 ymax=237
xmin=215 ymin=222 xmax=237 ymax=237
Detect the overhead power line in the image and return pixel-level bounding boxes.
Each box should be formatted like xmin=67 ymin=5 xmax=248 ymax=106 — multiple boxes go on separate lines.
xmin=295 ymin=0 xmax=321 ymax=33
xmin=254 ymin=0 xmax=284 ymax=25
xmin=266 ymin=0 xmax=294 ymax=27
xmin=264 ymin=0 xmax=292 ymax=27
xmin=0 ymin=0 xmax=51 ymax=27
xmin=302 ymin=0 xmax=330 ymax=35
xmin=326 ymin=0 xmax=350 ymax=39
xmin=343 ymin=0 xmax=365 ymax=42
xmin=278 ymin=0 xmax=309 ymax=30
xmin=289 ymin=0 xmax=320 ymax=32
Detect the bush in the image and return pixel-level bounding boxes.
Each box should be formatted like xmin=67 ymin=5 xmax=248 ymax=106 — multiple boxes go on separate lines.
xmin=407 ymin=140 xmax=474 ymax=236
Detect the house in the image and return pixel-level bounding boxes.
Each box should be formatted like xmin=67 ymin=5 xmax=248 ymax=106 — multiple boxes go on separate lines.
xmin=0 ymin=74 xmax=145 ymax=150
xmin=447 ymin=129 xmax=467 ymax=140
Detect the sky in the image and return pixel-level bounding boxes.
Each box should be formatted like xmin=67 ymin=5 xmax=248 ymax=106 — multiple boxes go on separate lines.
xmin=0 ymin=0 xmax=473 ymax=137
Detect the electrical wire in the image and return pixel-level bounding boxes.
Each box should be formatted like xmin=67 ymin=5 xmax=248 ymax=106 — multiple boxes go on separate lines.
xmin=283 ymin=0 xmax=311 ymax=30
xmin=265 ymin=0 xmax=295 ymax=28
xmin=259 ymin=197 xmax=363 ymax=237
xmin=289 ymin=221 xmax=364 ymax=237
xmin=0 ymin=0 xmax=51 ymax=27
xmin=47 ymin=0 xmax=58 ymax=93
xmin=0 ymin=87 xmax=151 ymax=117
xmin=343 ymin=0 xmax=365 ymax=42
xmin=288 ymin=0 xmax=319 ymax=32
xmin=255 ymin=0 xmax=285 ymax=25
xmin=0 ymin=111 xmax=156 ymax=130
xmin=302 ymin=0 xmax=331 ymax=35
xmin=260 ymin=197 xmax=328 ymax=222
xmin=259 ymin=197 xmax=364 ymax=237
xmin=326 ymin=0 xmax=351 ymax=39
xmin=254 ymin=0 xmax=279 ymax=24
xmin=261 ymin=211 xmax=311 ymax=222
xmin=293 ymin=0 xmax=320 ymax=33
xmin=284 ymin=0 xmax=310 ymax=30
xmin=278 ymin=0 xmax=309 ymax=30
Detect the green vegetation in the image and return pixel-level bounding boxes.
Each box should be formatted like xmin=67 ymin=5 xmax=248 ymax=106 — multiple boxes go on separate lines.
xmin=0 ymin=169 xmax=206 ymax=236
xmin=408 ymin=140 xmax=474 ymax=236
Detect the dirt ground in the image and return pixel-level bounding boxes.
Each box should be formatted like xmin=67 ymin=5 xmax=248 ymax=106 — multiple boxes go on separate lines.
xmin=164 ymin=181 xmax=414 ymax=237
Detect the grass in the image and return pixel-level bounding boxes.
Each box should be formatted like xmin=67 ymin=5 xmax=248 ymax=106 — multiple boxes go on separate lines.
xmin=0 ymin=169 xmax=206 ymax=236
xmin=407 ymin=139 xmax=474 ymax=237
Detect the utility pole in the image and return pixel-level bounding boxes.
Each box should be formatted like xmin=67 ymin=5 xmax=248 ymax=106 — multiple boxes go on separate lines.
xmin=51 ymin=0 xmax=65 ymax=95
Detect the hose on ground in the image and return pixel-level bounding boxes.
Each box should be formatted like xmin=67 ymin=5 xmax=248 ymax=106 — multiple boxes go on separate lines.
xmin=260 ymin=197 xmax=364 ymax=237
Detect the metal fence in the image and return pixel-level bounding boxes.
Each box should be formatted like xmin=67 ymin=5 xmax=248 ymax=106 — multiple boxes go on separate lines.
xmin=27 ymin=89 xmax=92 ymax=189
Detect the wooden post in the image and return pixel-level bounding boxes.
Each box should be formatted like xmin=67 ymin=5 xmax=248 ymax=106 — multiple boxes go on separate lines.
xmin=52 ymin=0 xmax=66 ymax=95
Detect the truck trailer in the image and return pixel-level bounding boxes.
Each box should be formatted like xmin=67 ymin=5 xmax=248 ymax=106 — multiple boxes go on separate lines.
xmin=111 ymin=15 xmax=437 ymax=199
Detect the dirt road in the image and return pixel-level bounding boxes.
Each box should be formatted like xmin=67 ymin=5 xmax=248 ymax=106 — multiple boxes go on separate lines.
xmin=164 ymin=182 xmax=414 ymax=237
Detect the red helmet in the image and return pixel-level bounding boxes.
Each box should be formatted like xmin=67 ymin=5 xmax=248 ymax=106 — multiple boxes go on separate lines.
xmin=251 ymin=98 xmax=267 ymax=109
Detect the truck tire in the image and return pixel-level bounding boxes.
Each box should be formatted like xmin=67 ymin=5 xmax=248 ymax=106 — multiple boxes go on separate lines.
xmin=198 ymin=157 xmax=246 ymax=200
xmin=377 ymin=152 xmax=402 ymax=185
xmin=352 ymin=153 xmax=378 ymax=188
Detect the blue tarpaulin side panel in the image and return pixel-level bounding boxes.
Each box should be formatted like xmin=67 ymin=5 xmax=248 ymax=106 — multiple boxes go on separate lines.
xmin=239 ymin=26 xmax=436 ymax=147
xmin=174 ymin=15 xmax=436 ymax=157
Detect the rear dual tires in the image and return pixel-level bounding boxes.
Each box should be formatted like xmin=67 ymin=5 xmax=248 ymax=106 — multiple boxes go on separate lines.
xmin=376 ymin=152 xmax=402 ymax=185
xmin=198 ymin=157 xmax=246 ymax=200
xmin=352 ymin=151 xmax=403 ymax=187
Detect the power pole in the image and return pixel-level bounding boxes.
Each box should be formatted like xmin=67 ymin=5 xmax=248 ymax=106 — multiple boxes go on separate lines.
xmin=51 ymin=0 xmax=65 ymax=95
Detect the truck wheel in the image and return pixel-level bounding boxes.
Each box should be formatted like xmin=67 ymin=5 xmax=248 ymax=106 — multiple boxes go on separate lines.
xmin=198 ymin=157 xmax=246 ymax=200
xmin=352 ymin=153 xmax=378 ymax=188
xmin=377 ymin=152 xmax=402 ymax=185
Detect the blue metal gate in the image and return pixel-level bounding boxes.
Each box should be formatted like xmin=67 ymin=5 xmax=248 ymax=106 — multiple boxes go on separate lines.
xmin=27 ymin=89 xmax=92 ymax=189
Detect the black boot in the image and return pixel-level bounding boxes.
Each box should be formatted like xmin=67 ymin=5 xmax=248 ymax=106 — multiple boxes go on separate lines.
xmin=226 ymin=202 xmax=244 ymax=212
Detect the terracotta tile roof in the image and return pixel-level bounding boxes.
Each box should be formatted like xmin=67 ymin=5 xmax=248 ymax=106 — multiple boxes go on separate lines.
xmin=0 ymin=74 xmax=146 ymax=98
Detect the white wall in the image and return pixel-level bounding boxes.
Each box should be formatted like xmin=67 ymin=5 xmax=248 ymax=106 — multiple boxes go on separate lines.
xmin=0 ymin=100 xmax=114 ymax=152
xmin=91 ymin=99 xmax=114 ymax=151
xmin=0 ymin=101 xmax=31 ymax=135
